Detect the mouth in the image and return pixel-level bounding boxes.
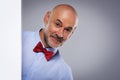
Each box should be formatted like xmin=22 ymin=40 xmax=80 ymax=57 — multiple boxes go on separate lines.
xmin=50 ymin=35 xmax=64 ymax=43
xmin=51 ymin=36 xmax=61 ymax=44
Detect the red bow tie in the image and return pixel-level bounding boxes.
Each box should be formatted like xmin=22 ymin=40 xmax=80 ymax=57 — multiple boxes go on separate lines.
xmin=33 ymin=42 xmax=53 ymax=61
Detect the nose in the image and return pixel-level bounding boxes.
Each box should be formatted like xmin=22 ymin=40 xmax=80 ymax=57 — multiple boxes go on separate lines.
xmin=57 ymin=28 xmax=64 ymax=37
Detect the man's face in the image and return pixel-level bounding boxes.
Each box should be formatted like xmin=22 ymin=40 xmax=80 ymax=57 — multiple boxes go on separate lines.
xmin=43 ymin=9 xmax=77 ymax=48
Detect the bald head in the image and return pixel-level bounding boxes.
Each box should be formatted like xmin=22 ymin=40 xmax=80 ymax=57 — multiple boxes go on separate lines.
xmin=52 ymin=4 xmax=78 ymax=17
xmin=48 ymin=4 xmax=78 ymax=27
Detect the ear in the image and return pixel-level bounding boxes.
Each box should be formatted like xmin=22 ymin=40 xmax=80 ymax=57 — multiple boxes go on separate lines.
xmin=44 ymin=11 xmax=51 ymax=25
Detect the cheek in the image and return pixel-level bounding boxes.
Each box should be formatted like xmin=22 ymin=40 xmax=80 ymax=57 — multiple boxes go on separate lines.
xmin=65 ymin=34 xmax=70 ymax=40
xmin=48 ymin=28 xmax=56 ymax=35
xmin=47 ymin=25 xmax=59 ymax=34
xmin=64 ymin=32 xmax=73 ymax=40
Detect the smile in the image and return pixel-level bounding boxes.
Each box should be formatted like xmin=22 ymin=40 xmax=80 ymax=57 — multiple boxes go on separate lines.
xmin=50 ymin=35 xmax=63 ymax=43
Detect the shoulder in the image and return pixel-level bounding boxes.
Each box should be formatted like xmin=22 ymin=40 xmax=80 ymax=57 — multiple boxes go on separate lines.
xmin=22 ymin=31 xmax=35 ymax=37
xmin=60 ymin=60 xmax=73 ymax=74
xmin=22 ymin=31 xmax=36 ymax=46
xmin=56 ymin=58 xmax=73 ymax=80
xmin=22 ymin=31 xmax=36 ymax=40
xmin=54 ymin=53 xmax=72 ymax=75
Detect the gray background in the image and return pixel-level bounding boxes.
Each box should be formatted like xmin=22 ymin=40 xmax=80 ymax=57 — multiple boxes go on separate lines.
xmin=22 ymin=0 xmax=120 ymax=80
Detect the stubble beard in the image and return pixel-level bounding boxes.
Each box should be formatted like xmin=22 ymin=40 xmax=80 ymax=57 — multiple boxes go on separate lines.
xmin=44 ymin=32 xmax=63 ymax=48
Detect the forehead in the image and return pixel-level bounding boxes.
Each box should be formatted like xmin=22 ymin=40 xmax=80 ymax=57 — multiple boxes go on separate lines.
xmin=51 ymin=7 xmax=77 ymax=28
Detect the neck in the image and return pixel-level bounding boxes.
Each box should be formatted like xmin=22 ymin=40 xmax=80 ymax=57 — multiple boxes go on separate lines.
xmin=39 ymin=29 xmax=50 ymax=48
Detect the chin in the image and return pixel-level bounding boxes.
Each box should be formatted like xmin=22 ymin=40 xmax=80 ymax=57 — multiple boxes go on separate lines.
xmin=49 ymin=44 xmax=60 ymax=48
xmin=48 ymin=42 xmax=62 ymax=48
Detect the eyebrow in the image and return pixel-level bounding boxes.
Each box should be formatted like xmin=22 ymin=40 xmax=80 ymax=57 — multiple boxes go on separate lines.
xmin=56 ymin=19 xmax=73 ymax=30
xmin=56 ymin=19 xmax=62 ymax=24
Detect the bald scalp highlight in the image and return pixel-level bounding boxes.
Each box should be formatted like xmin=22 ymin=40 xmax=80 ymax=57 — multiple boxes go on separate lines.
xmin=52 ymin=4 xmax=78 ymax=16
xmin=49 ymin=4 xmax=78 ymax=27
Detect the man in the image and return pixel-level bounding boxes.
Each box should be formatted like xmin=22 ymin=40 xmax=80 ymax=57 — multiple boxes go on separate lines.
xmin=22 ymin=4 xmax=78 ymax=80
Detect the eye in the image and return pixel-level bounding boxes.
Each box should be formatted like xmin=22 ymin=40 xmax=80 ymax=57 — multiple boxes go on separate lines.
xmin=55 ymin=22 xmax=61 ymax=27
xmin=56 ymin=22 xmax=59 ymax=26
xmin=64 ymin=28 xmax=72 ymax=32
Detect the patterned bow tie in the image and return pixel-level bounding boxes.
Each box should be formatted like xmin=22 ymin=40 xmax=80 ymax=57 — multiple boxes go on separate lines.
xmin=33 ymin=42 xmax=53 ymax=61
